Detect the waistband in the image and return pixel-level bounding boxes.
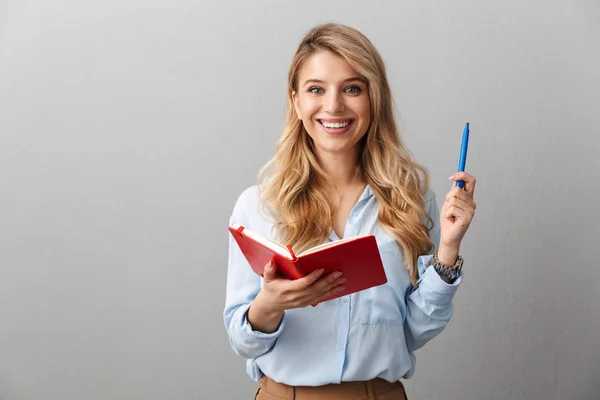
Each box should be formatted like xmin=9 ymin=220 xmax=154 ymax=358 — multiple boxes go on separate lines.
xmin=257 ymin=375 xmax=406 ymax=399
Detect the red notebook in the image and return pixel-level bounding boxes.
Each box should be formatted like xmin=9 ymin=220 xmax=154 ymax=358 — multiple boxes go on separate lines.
xmin=228 ymin=223 xmax=388 ymax=303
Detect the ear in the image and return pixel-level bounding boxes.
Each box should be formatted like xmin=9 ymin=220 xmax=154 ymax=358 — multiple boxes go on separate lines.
xmin=291 ymin=90 xmax=301 ymax=120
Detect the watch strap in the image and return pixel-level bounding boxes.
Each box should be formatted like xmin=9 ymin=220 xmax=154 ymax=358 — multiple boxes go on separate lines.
xmin=432 ymin=252 xmax=463 ymax=281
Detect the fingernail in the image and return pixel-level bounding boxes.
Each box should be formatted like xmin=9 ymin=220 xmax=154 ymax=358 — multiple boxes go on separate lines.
xmin=338 ymin=278 xmax=347 ymax=284
xmin=449 ymin=174 xmax=456 ymax=179
xmin=333 ymin=272 xmax=343 ymax=279
xmin=316 ymin=268 xmax=325 ymax=276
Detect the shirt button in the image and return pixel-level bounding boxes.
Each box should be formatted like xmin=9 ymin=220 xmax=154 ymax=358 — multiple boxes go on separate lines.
xmin=342 ymin=297 xmax=348 ymax=303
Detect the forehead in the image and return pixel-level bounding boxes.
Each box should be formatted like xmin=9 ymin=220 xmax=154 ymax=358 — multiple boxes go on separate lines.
xmin=298 ymin=51 xmax=360 ymax=83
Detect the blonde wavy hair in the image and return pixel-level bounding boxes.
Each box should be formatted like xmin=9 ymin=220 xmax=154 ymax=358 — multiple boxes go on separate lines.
xmin=258 ymin=23 xmax=434 ymax=286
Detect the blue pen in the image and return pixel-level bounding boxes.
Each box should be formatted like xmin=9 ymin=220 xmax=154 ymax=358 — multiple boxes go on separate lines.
xmin=456 ymin=122 xmax=469 ymax=189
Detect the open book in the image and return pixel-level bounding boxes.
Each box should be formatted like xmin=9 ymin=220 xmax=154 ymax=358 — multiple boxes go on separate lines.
xmin=228 ymin=223 xmax=388 ymax=303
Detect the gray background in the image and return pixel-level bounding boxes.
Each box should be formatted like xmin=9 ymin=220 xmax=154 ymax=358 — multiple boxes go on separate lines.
xmin=1 ymin=0 xmax=599 ymax=399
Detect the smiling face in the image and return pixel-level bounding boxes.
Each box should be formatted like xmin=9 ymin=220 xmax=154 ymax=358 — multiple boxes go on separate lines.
xmin=292 ymin=51 xmax=371 ymax=159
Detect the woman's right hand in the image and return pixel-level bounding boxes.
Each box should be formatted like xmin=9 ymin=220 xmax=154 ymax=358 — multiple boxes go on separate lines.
xmin=262 ymin=261 xmax=346 ymax=311
xmin=247 ymin=261 xmax=346 ymax=333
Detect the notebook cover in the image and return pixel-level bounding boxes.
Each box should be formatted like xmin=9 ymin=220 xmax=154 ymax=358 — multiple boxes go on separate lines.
xmin=228 ymin=226 xmax=388 ymax=302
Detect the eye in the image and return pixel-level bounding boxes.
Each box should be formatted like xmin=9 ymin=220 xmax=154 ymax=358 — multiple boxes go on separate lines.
xmin=308 ymin=87 xmax=324 ymax=94
xmin=344 ymin=85 xmax=362 ymax=94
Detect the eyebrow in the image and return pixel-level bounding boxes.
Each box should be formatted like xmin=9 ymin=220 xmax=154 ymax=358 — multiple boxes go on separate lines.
xmin=301 ymin=77 xmax=366 ymax=87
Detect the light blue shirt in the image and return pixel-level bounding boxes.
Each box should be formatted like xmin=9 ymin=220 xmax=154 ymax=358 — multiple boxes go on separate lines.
xmin=223 ymin=184 xmax=462 ymax=386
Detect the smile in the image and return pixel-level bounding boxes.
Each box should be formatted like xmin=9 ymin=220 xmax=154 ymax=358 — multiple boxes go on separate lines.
xmin=318 ymin=119 xmax=354 ymax=129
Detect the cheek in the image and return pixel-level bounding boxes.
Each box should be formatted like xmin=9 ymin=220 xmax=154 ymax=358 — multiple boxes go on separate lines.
xmin=359 ymin=106 xmax=371 ymax=126
xmin=355 ymin=97 xmax=371 ymax=121
xmin=297 ymin=97 xmax=318 ymax=117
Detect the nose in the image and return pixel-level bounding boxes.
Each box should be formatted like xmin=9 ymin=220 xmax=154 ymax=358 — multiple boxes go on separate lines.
xmin=324 ymin=91 xmax=345 ymax=114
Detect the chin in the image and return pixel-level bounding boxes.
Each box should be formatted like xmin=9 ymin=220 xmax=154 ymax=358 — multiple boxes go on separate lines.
xmin=313 ymin=141 xmax=358 ymax=156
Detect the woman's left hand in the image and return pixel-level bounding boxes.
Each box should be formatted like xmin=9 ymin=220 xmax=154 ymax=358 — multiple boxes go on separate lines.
xmin=438 ymin=172 xmax=477 ymax=261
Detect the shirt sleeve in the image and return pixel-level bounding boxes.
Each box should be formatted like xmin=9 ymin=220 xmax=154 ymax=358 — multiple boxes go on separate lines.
xmin=222 ymin=188 xmax=287 ymax=359
xmin=404 ymin=190 xmax=463 ymax=353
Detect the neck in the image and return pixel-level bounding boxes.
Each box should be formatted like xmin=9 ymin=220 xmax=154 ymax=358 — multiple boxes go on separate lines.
xmin=314 ymin=147 xmax=363 ymax=189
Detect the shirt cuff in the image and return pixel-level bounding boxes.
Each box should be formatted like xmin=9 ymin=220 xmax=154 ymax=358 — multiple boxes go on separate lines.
xmin=416 ymin=254 xmax=463 ymax=302
xmin=237 ymin=302 xmax=287 ymax=340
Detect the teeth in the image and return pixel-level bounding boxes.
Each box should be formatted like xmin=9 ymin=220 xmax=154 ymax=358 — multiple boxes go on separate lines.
xmin=321 ymin=121 xmax=350 ymax=129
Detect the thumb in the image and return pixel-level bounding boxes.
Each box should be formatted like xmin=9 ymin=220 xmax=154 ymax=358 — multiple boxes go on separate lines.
xmin=263 ymin=261 xmax=277 ymax=281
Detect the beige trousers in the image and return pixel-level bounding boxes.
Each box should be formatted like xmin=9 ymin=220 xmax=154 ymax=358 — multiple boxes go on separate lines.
xmin=254 ymin=375 xmax=407 ymax=400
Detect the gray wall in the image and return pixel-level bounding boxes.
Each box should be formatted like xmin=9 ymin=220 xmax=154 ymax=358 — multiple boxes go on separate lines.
xmin=1 ymin=1 xmax=599 ymax=399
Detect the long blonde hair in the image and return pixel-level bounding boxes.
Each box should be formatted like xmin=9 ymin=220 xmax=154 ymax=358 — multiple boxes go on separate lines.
xmin=258 ymin=23 xmax=434 ymax=286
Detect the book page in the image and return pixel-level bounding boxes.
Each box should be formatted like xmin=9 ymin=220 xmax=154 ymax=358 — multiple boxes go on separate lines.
xmin=298 ymin=234 xmax=371 ymax=257
xmin=230 ymin=223 xmax=292 ymax=259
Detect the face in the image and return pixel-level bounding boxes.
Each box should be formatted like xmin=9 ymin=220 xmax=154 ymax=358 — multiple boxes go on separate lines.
xmin=292 ymin=51 xmax=371 ymax=158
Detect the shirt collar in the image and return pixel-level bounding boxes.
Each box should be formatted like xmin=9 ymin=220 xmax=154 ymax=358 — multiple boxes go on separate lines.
xmin=359 ymin=184 xmax=374 ymax=202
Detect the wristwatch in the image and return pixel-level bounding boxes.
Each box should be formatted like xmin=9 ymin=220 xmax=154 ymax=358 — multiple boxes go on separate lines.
xmin=432 ymin=252 xmax=463 ymax=281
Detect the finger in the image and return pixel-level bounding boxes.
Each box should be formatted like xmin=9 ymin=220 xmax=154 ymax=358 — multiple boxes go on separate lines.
xmin=262 ymin=261 xmax=278 ymax=282
xmin=444 ymin=205 xmax=474 ymax=224
xmin=446 ymin=184 xmax=474 ymax=200
xmin=287 ymin=268 xmax=325 ymax=291
xmin=449 ymin=172 xmax=475 ymax=184
xmin=315 ymin=272 xmax=345 ymax=295
xmin=444 ymin=199 xmax=467 ymax=214
xmin=449 ymin=172 xmax=476 ymax=194
xmin=310 ymin=284 xmax=346 ymax=305
xmin=296 ymin=271 xmax=344 ymax=302
xmin=445 ymin=190 xmax=477 ymax=218
xmin=445 ymin=192 xmax=475 ymax=211
xmin=446 ymin=186 xmax=467 ymax=202
xmin=293 ymin=272 xmax=344 ymax=306
xmin=443 ymin=204 xmax=463 ymax=221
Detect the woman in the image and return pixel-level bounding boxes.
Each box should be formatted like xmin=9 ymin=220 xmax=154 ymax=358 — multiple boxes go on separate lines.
xmin=224 ymin=23 xmax=477 ymax=399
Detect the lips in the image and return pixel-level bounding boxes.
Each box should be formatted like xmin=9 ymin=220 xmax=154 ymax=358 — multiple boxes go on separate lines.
xmin=317 ymin=118 xmax=354 ymax=135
